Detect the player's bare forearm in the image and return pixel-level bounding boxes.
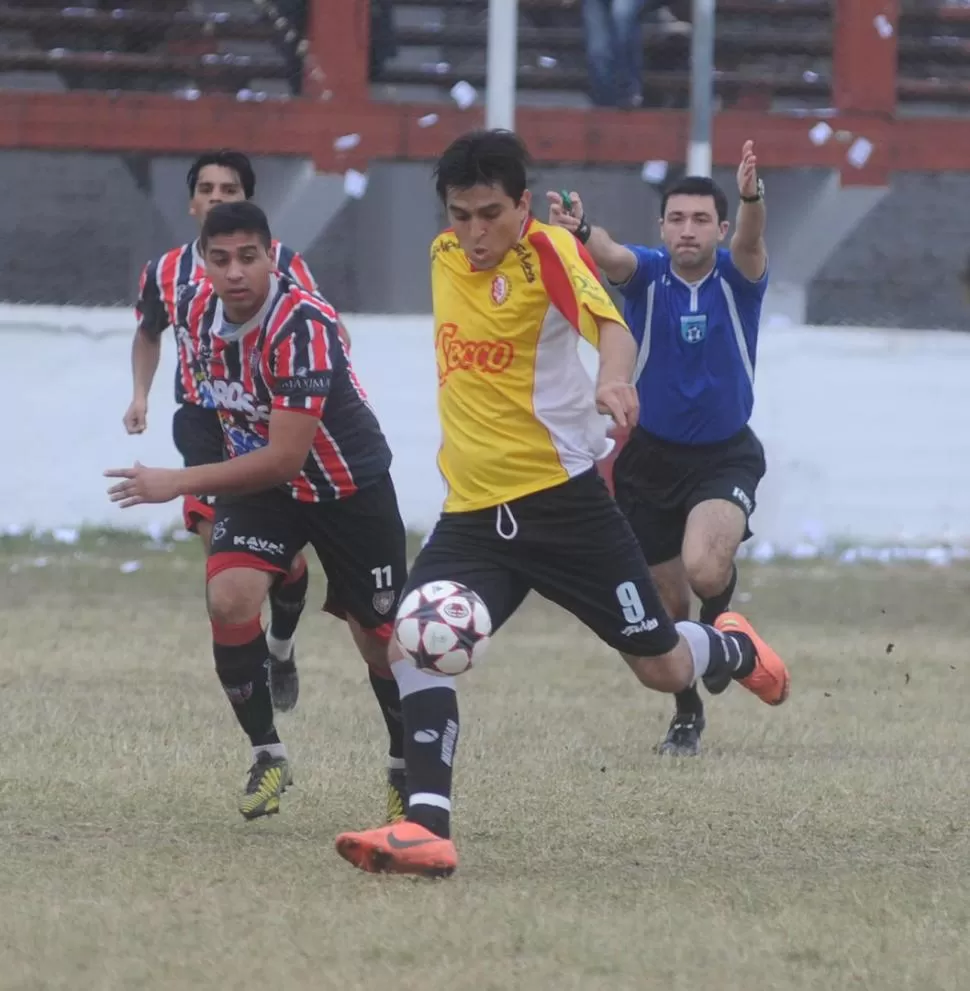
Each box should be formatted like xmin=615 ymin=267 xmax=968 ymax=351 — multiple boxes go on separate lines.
xmin=178 ymin=407 xmax=319 ymax=497
xmin=131 ymin=328 xmax=161 ymax=400
xmin=730 ymin=200 xmax=768 ymax=280
xmin=596 ymin=320 xmax=637 ymax=385
xmin=585 ymin=227 xmax=638 ymax=286
xmin=178 ymin=446 xmax=301 ymax=498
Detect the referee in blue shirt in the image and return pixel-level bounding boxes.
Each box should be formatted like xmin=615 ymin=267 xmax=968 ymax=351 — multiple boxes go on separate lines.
xmin=549 ymin=141 xmax=769 ymax=757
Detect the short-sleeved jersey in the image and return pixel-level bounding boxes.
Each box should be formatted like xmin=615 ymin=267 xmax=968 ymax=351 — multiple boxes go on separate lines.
xmin=175 ymin=273 xmax=390 ymax=502
xmin=431 ymin=217 xmax=626 ymax=513
xmin=136 ymin=238 xmax=320 ymax=407
xmin=615 ymin=245 xmax=767 ymax=445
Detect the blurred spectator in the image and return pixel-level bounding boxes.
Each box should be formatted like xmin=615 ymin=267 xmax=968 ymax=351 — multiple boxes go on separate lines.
xmin=584 ymin=1 xmax=682 ymax=108
xmin=370 ymin=0 xmax=397 ymax=81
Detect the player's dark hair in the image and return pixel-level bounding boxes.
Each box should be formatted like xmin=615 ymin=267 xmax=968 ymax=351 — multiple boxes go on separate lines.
xmin=186 ymin=149 xmax=256 ymax=200
xmin=433 ymin=129 xmax=531 ymax=204
xmin=661 ymin=176 xmax=729 ymax=223
xmin=200 ymin=201 xmax=272 ymax=250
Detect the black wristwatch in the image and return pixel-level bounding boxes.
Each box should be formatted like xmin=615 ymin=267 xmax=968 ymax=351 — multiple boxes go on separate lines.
xmin=574 ymin=214 xmax=592 ymax=244
xmin=740 ymin=177 xmax=765 ymax=204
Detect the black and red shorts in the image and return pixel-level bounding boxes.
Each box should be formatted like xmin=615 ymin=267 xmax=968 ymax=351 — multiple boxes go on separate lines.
xmin=206 ymin=473 xmax=408 ymax=640
xmin=171 ymin=403 xmax=224 ymax=533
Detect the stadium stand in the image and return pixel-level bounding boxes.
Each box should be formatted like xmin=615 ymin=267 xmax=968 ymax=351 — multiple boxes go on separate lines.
xmin=0 ymin=1 xmax=966 ymax=112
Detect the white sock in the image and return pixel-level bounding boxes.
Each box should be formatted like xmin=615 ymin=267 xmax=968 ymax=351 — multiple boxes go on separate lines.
xmin=266 ymin=632 xmax=293 ymax=661
xmin=390 ymin=658 xmax=456 ymax=698
xmin=676 ymin=620 xmax=711 ymax=681
xmin=253 ymin=742 xmax=288 ymax=762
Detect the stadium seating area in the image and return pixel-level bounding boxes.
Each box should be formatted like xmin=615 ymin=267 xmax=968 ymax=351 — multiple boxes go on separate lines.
xmin=0 ymin=1 xmax=967 ymax=113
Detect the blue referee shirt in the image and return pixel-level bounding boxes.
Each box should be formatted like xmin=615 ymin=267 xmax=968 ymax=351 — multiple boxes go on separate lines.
xmin=614 ymin=246 xmax=767 ymax=445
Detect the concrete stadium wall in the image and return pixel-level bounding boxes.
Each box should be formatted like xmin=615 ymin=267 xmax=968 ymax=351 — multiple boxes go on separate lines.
xmin=0 ymin=150 xmax=967 ymax=330
xmin=4 ymin=305 xmax=968 ymax=548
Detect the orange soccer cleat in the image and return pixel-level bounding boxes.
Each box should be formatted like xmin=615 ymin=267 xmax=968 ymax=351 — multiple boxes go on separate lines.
xmin=335 ymin=821 xmax=458 ymax=878
xmin=715 ymin=612 xmax=791 ymax=706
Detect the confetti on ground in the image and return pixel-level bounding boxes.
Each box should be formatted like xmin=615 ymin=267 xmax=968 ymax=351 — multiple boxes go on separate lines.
xmin=119 ymin=561 xmax=142 ymax=574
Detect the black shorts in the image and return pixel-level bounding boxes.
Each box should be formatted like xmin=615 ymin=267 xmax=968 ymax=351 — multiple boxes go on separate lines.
xmin=172 ymin=403 xmax=224 ymax=532
xmin=613 ymin=425 xmax=766 ymax=566
xmin=404 ymin=469 xmax=678 ymax=658
xmin=207 ymin=472 xmax=408 ymax=639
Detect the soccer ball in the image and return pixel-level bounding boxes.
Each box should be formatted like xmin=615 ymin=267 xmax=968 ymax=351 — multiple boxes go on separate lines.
xmin=395 ymin=581 xmax=492 ymax=676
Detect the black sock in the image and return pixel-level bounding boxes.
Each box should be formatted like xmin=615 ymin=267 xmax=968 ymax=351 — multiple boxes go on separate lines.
xmin=674 ymin=684 xmax=705 ymax=718
xmin=212 ymin=618 xmax=280 ymax=748
xmin=268 ymin=557 xmax=308 ymax=643
xmin=369 ymin=667 xmax=404 ymax=761
xmin=703 ymin=625 xmax=756 ymax=682
xmin=699 ymin=564 xmax=738 ymax=625
xmin=401 ymin=687 xmax=459 ymax=839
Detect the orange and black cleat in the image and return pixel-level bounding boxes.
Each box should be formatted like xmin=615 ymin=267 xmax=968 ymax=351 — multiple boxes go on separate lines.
xmin=714 ymin=612 xmax=791 ymax=705
xmin=335 ymin=821 xmax=458 ymax=878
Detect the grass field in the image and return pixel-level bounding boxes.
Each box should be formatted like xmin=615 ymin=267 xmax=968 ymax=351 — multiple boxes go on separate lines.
xmin=1 ymin=536 xmax=968 ymax=990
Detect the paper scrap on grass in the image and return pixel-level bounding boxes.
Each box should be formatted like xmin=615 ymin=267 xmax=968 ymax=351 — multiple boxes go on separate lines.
xmin=120 ymin=560 xmax=142 ymax=574
xmin=52 ymin=527 xmax=79 ymax=545
xmin=450 ymin=80 xmax=477 ymax=110
xmin=874 ymin=14 xmax=893 ymax=39
xmin=809 ymin=121 xmax=833 ymax=146
xmin=641 ymin=160 xmax=669 ymax=184
xmin=847 ymin=137 xmax=873 ymax=169
xmin=333 ymin=133 xmax=361 ymax=152
xmin=343 ymin=169 xmax=368 ymax=200
xmin=417 ymin=113 xmax=439 ymax=128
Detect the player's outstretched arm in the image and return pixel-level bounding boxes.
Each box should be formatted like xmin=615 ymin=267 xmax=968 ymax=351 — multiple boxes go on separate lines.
xmin=105 ymin=410 xmax=319 ymax=508
xmin=730 ymin=140 xmax=768 ymax=282
xmin=546 ymin=191 xmax=637 ymax=285
xmin=594 ymin=318 xmax=639 ymax=429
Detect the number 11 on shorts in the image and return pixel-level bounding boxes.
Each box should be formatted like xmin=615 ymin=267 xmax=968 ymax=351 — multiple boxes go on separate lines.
xmin=371 ymin=565 xmax=393 ymax=589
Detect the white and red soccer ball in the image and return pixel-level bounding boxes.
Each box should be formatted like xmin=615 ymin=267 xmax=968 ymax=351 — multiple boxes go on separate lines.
xmin=395 ymin=581 xmax=492 ymax=676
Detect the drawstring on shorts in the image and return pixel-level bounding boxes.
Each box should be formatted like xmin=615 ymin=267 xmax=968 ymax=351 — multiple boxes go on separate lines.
xmin=495 ymin=503 xmax=518 ymax=540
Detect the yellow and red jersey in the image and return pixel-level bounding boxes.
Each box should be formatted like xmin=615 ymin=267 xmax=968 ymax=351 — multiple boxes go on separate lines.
xmin=431 ymin=217 xmax=628 ymax=512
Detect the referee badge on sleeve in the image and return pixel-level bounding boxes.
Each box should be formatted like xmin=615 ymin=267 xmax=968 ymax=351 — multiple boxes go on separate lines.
xmin=680 ymin=314 xmax=707 ymax=344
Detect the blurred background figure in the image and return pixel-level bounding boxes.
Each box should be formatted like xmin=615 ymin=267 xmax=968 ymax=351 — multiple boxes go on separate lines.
xmin=583 ymin=1 xmax=690 ymax=108
xmin=583 ymin=0 xmax=649 ymax=108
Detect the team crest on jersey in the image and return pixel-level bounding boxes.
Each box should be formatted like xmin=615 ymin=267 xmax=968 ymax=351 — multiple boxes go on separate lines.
xmin=490 ymin=274 xmax=509 ymax=306
xmin=373 ymin=591 xmax=396 ymax=615
xmin=680 ymin=314 xmax=707 ymax=344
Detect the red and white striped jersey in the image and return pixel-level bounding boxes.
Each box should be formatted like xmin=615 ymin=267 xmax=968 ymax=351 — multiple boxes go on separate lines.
xmin=175 ymin=274 xmax=390 ymax=502
xmin=136 ymin=237 xmax=327 ymax=406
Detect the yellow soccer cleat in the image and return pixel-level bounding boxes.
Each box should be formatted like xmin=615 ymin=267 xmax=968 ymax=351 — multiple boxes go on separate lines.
xmin=239 ymin=752 xmax=293 ymax=820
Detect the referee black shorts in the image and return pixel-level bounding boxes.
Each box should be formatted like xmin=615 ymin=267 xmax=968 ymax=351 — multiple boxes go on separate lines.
xmin=613 ymin=425 xmax=767 ymax=566
xmin=403 ymin=469 xmax=678 ymax=658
